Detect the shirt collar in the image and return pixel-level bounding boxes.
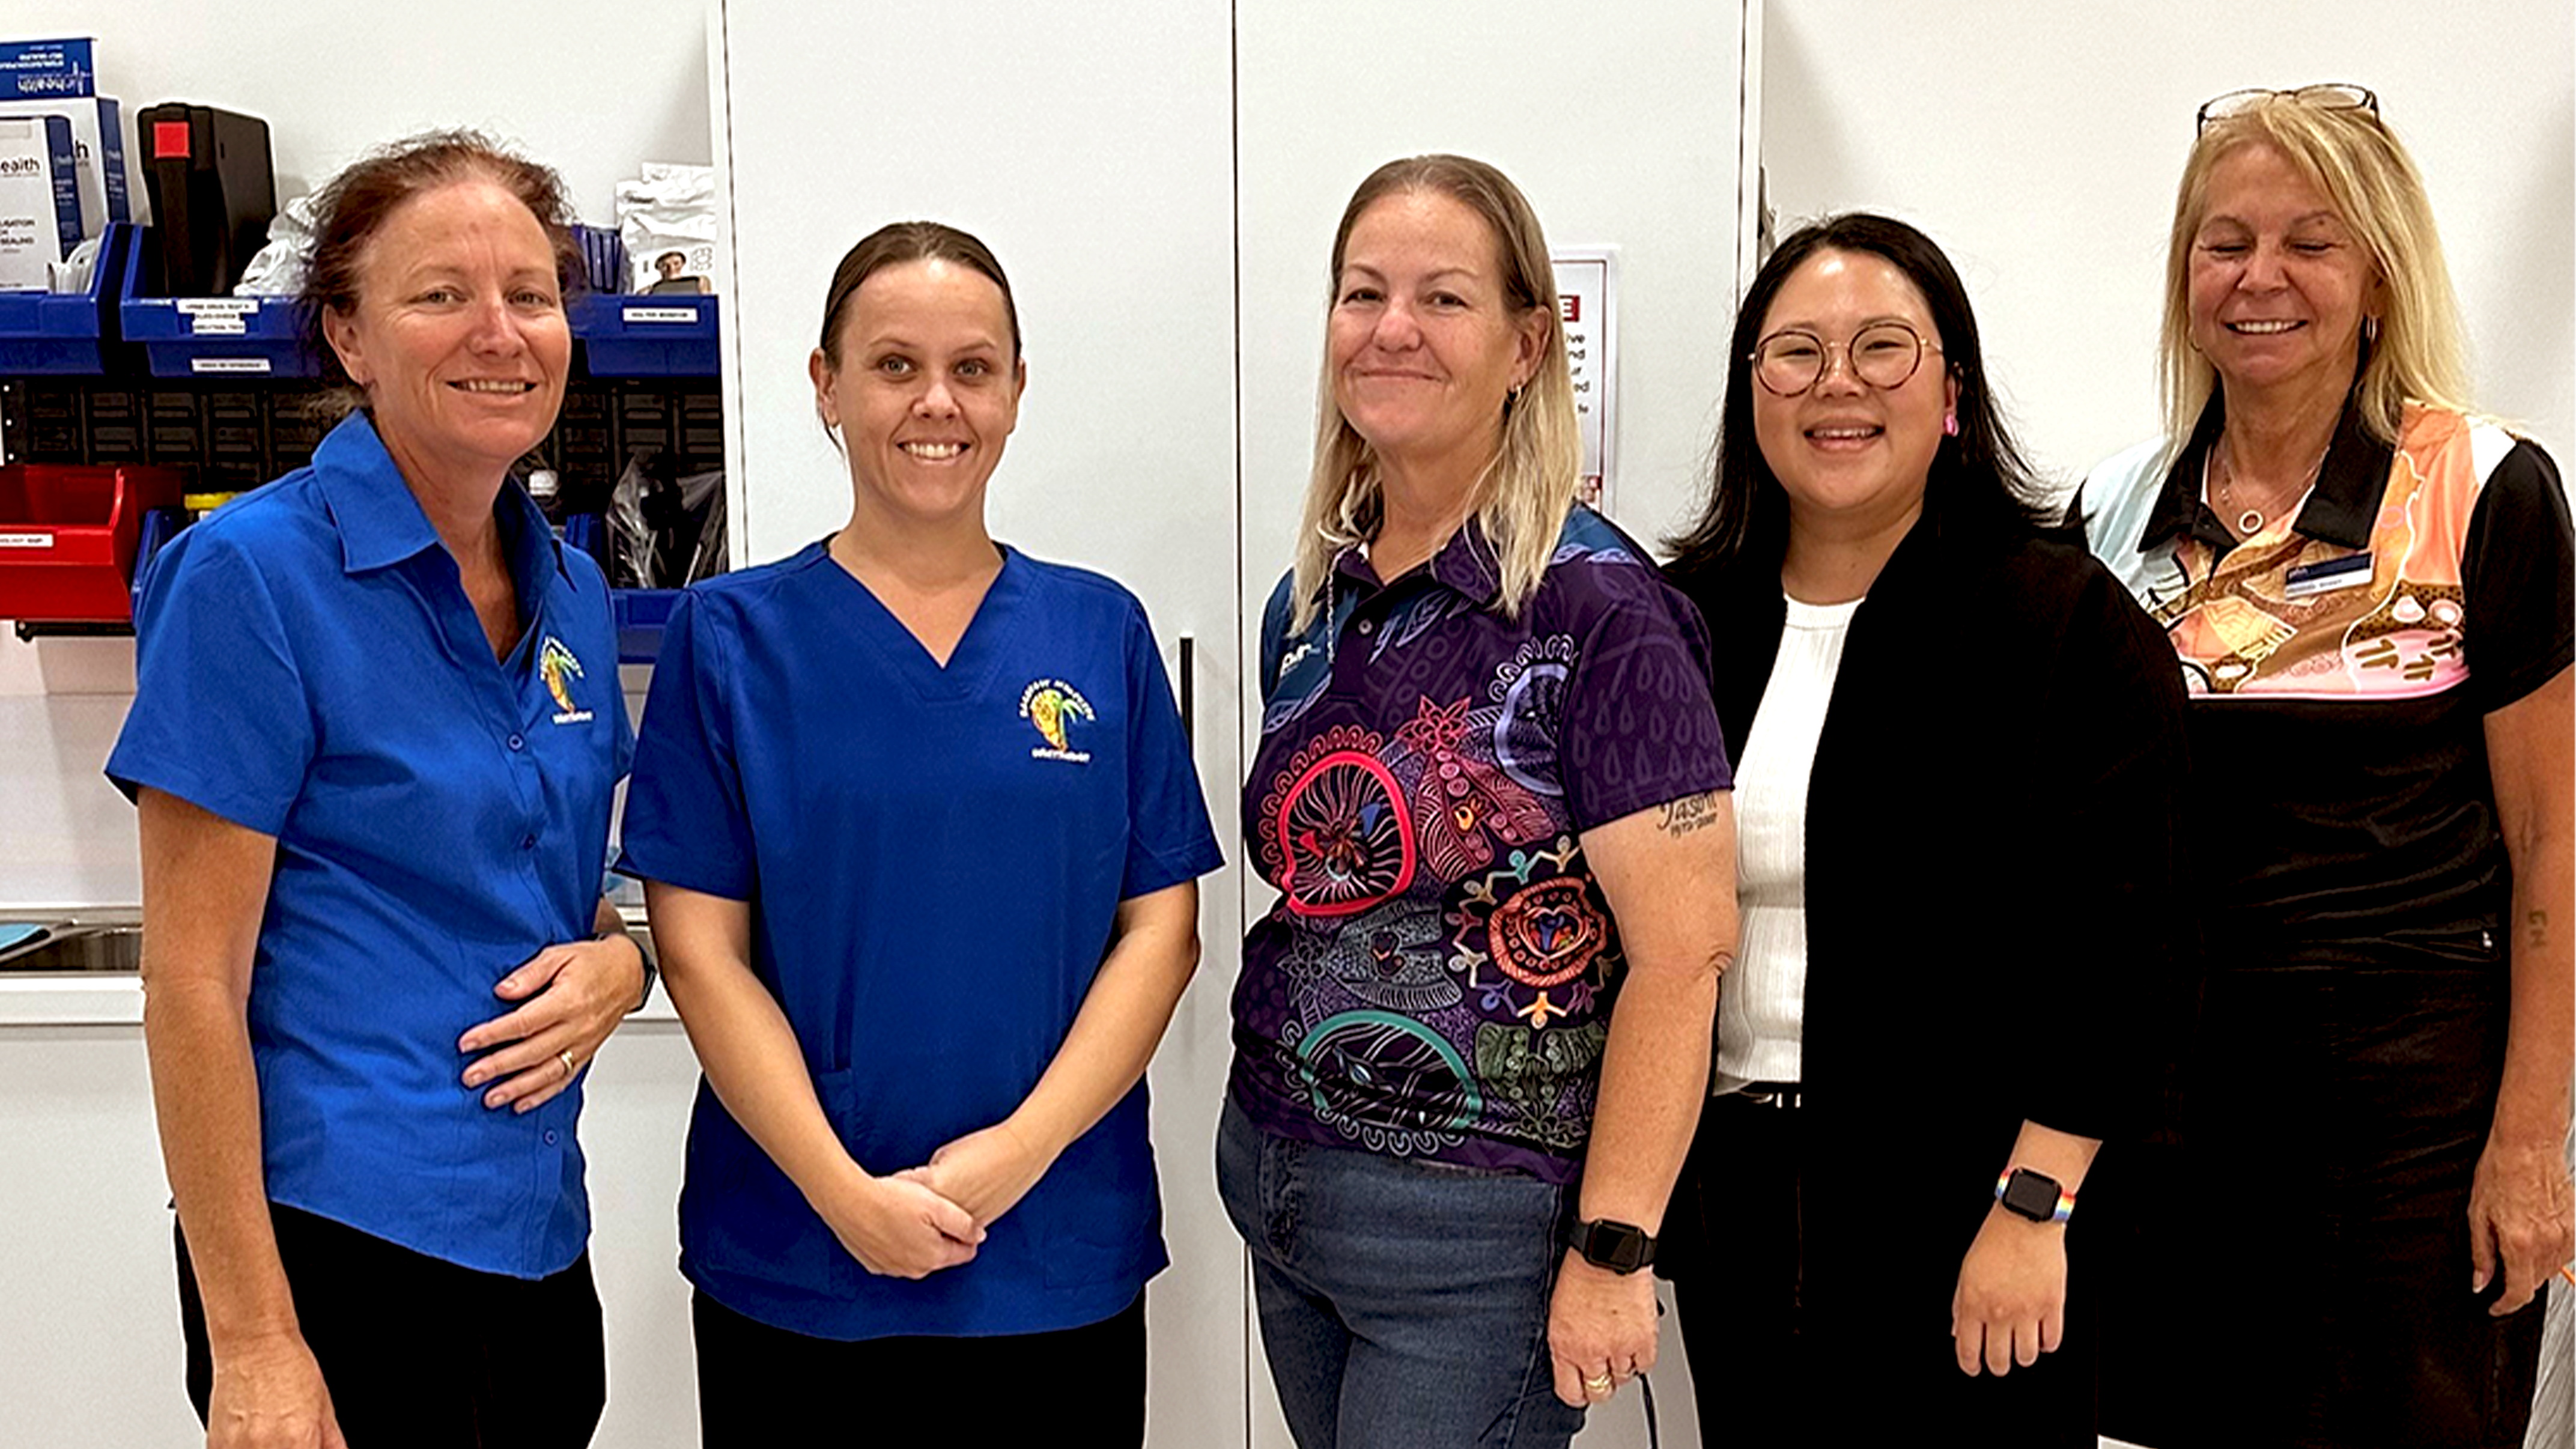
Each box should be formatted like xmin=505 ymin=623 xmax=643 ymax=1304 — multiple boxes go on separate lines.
xmin=2137 ymin=389 xmax=2391 ymax=554
xmin=315 ymin=411 xmax=575 ymax=586
xmin=1332 ymin=515 xmax=1508 ymax=607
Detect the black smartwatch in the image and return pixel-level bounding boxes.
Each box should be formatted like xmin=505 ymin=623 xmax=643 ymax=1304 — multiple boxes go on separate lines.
xmin=1993 ymin=1166 xmax=2076 ymax=1226
xmin=1569 ymin=1218 xmax=1657 ymax=1274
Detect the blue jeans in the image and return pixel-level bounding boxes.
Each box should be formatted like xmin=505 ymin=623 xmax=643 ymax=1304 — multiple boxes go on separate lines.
xmin=1218 ymin=1100 xmax=1588 ymax=1449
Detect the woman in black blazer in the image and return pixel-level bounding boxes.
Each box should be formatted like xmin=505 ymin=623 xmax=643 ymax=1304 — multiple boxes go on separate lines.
xmin=1657 ymin=213 xmax=2192 ymax=1445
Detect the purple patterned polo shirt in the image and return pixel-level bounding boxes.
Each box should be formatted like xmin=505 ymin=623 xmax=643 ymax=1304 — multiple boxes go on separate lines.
xmin=1230 ymin=506 xmax=1730 ymax=1182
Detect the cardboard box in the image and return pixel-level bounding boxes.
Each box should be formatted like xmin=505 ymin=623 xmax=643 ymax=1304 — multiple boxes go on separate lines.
xmin=0 ymin=115 xmax=79 ymax=289
xmin=0 ymin=40 xmax=94 ymax=100
xmin=0 ymin=96 xmax=127 ymax=235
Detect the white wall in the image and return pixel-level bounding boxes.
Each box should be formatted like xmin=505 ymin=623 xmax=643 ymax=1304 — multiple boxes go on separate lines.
xmin=1759 ymin=0 xmax=2575 ymax=490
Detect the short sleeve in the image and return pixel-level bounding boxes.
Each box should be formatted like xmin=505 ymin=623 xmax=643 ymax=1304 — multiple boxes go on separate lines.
xmin=106 ymin=532 xmax=315 ymax=835
xmin=615 ymin=593 xmax=756 ymax=900
xmin=2462 ymin=439 xmax=2575 ymax=713
xmin=1257 ymin=570 xmax=1296 ymax=705
xmin=1118 ymin=600 xmax=1223 ymax=900
xmin=1560 ymin=572 xmax=1732 ymax=832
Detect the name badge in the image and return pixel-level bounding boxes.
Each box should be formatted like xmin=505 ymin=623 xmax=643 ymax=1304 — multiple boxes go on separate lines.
xmin=2283 ymin=553 xmax=2372 ymax=599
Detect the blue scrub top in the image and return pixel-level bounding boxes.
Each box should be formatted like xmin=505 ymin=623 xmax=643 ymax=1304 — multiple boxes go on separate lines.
xmin=107 ymin=412 xmax=633 ymax=1279
xmin=618 ymin=540 xmax=1221 ymax=1340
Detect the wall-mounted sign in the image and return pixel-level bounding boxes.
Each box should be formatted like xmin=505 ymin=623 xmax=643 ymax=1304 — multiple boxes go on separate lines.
xmin=1551 ymin=248 xmax=1617 ymax=516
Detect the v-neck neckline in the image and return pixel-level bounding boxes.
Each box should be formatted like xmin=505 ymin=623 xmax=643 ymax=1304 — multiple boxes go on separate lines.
xmin=823 ymin=541 xmax=1020 ymax=702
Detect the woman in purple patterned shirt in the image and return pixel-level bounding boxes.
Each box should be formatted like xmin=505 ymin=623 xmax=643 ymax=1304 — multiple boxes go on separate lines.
xmin=1219 ymin=153 xmax=1739 ymax=1448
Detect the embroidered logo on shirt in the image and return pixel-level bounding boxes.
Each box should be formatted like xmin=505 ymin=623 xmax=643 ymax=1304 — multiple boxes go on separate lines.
xmin=540 ymin=637 xmax=594 ymax=724
xmin=1019 ymin=679 xmax=1095 ymax=764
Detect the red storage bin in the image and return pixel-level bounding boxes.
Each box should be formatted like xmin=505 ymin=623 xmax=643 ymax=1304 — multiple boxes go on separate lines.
xmin=0 ymin=464 xmax=187 ymax=622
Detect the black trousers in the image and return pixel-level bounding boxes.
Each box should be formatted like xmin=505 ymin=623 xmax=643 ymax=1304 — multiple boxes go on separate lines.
xmin=691 ymin=1287 xmax=1147 ymax=1448
xmin=2098 ymin=958 xmax=2545 ymax=1449
xmin=176 ymin=1203 xmax=606 ymax=1448
xmin=1667 ymin=1092 xmax=2098 ymax=1448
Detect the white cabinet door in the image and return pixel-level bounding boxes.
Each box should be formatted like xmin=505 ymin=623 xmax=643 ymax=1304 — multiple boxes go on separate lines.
xmin=714 ymin=4 xmax=1245 ymax=1444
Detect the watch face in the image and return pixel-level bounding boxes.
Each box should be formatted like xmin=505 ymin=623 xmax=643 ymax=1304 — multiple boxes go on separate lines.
xmin=1578 ymin=1220 xmax=1653 ymax=1273
xmin=2000 ymin=1169 xmax=2062 ymax=1221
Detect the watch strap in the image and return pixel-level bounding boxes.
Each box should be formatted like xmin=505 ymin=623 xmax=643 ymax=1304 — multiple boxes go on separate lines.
xmin=1569 ymin=1217 xmax=1657 ymax=1274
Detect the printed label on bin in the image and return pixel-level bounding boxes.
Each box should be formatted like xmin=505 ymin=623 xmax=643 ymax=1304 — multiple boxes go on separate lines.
xmin=188 ymin=315 xmax=248 ymax=336
xmin=0 ymin=532 xmax=55 ymax=549
xmin=175 ymin=299 xmax=260 ymax=316
xmin=621 ymin=306 xmax=699 ymax=324
xmin=191 ymin=357 xmax=271 ymax=374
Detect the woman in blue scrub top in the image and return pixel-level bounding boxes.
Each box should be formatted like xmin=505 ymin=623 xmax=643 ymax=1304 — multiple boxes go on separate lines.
xmin=619 ymin=221 xmax=1221 ymax=1447
xmin=108 ymin=133 xmax=645 ymax=1447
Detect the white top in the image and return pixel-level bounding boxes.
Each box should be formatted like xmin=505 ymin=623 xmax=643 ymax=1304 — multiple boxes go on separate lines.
xmin=1712 ymin=593 xmax=1861 ymax=1092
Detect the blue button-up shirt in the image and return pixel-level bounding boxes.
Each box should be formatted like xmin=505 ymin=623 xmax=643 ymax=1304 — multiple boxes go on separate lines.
xmin=109 ymin=412 xmax=631 ymax=1278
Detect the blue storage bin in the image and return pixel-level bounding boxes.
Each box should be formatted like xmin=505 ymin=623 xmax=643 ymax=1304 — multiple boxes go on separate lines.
xmin=570 ymin=291 xmax=718 ymax=377
xmin=118 ymin=227 xmax=322 ymax=379
xmin=558 ymin=513 xmax=679 ymax=664
xmin=613 ymin=588 xmax=681 ymax=663
xmin=0 ymin=222 xmax=132 ymax=375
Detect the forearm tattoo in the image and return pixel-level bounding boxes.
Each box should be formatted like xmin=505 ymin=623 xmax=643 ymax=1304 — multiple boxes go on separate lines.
xmin=2527 ymin=908 xmax=2548 ymax=955
xmin=1657 ymin=791 xmax=1724 ymax=839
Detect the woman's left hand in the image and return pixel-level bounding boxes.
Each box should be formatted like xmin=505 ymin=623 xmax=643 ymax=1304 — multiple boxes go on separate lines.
xmin=1547 ymin=1253 xmax=1659 ymax=1407
xmin=2467 ymin=1129 xmax=2576 ymax=1315
xmin=1950 ymin=1206 xmax=2068 ymax=1376
xmin=457 ymin=934 xmax=646 ymax=1112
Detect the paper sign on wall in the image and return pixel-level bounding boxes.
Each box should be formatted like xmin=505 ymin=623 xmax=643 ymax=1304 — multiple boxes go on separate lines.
xmin=1551 ymin=248 xmax=1617 ymax=517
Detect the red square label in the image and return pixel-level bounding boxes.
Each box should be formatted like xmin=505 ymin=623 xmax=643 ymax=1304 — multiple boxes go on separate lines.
xmin=153 ymin=121 xmax=192 ymax=160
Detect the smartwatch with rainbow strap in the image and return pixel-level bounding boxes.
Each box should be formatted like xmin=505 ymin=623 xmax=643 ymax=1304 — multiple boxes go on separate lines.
xmin=1994 ymin=1166 xmax=2076 ymax=1226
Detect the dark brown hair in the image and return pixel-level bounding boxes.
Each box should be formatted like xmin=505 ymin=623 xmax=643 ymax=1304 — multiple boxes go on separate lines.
xmin=1666 ymin=212 xmax=2054 ymax=575
xmin=816 ymin=220 xmax=1021 ymax=367
xmin=301 ymin=130 xmax=581 ymax=392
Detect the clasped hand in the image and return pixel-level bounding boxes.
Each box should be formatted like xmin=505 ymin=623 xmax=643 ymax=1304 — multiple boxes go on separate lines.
xmin=825 ymin=1121 xmax=1058 ymax=1280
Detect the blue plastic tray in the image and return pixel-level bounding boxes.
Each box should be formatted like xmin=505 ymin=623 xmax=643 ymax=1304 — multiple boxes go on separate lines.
xmin=613 ymin=587 xmax=681 ymax=663
xmin=558 ymin=513 xmax=681 ymax=664
xmin=118 ymin=228 xmax=321 ymax=379
xmin=0 ymin=222 xmax=130 ymax=375
xmin=570 ymin=292 xmax=718 ymax=377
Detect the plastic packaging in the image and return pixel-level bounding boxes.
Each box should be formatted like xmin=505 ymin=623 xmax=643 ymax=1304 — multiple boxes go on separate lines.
xmin=615 ymin=163 xmax=718 ymax=296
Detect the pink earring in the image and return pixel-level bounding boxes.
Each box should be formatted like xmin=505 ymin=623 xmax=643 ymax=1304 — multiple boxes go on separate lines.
xmin=1942 ymin=411 xmax=1959 ymax=437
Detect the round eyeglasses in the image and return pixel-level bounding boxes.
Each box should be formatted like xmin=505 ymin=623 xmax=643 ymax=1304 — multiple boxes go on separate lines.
xmin=1749 ymin=321 xmax=1940 ymax=397
xmin=2196 ymin=83 xmax=2378 ymax=134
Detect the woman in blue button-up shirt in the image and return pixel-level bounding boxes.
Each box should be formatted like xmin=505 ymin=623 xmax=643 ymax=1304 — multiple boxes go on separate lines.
xmin=109 ymin=132 xmax=642 ymax=1449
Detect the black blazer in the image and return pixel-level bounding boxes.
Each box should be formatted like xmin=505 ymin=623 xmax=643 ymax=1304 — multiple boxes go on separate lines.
xmin=1664 ymin=496 xmax=2194 ymax=1368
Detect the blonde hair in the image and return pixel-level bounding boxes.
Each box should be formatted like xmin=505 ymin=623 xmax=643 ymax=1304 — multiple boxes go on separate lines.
xmin=1291 ymin=155 xmax=1580 ymax=630
xmin=2159 ymin=93 xmax=2471 ymax=449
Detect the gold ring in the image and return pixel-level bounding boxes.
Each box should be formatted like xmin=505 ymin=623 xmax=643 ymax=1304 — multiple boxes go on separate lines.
xmin=558 ymin=1050 xmax=578 ymax=1080
xmin=1583 ymin=1373 xmax=1614 ymax=1394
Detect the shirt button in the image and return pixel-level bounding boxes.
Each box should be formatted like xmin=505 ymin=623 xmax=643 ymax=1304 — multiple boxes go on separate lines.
xmin=543 ymin=1129 xmax=559 ymax=1146
xmin=1356 ymin=618 xmax=1375 ymax=634
xmin=507 ymin=734 xmax=525 ymax=752
xmin=520 ymin=833 xmax=538 ymax=851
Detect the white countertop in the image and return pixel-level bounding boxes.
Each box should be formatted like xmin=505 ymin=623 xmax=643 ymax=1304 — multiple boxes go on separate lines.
xmin=0 ymin=972 xmax=679 ymax=1028
xmin=0 ymin=907 xmax=678 ymax=1028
